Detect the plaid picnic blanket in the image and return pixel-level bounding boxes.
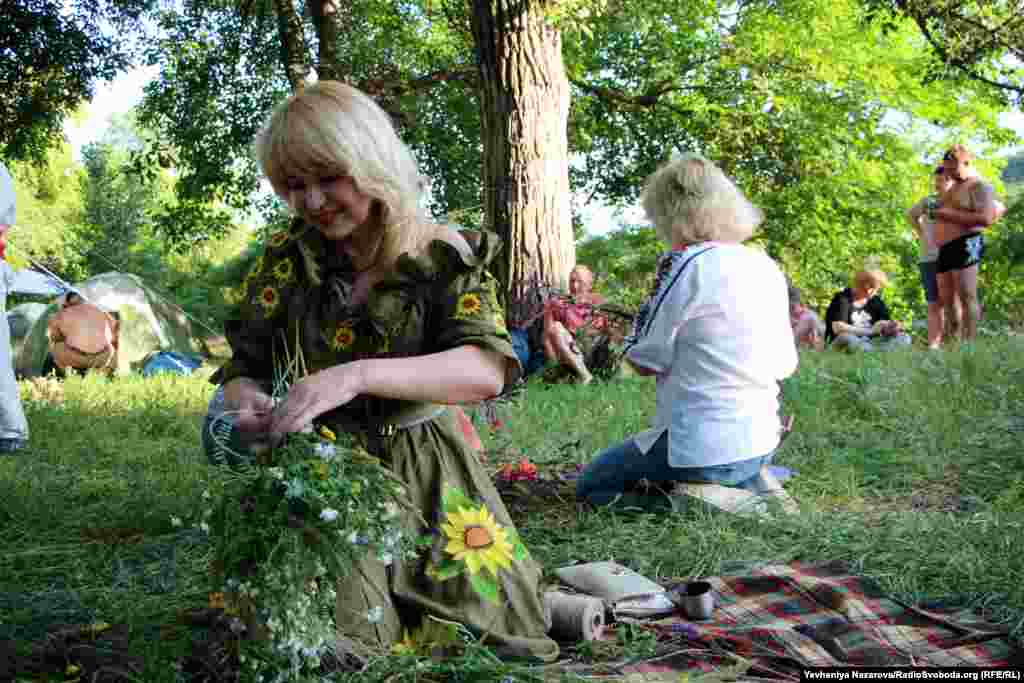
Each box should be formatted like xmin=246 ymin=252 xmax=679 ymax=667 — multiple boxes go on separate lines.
xmin=623 ymin=561 xmax=1022 ymax=680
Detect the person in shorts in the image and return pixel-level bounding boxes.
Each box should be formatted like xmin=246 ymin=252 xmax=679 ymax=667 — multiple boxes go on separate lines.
xmin=907 ymin=166 xmax=957 ymax=348
xmin=932 ymin=145 xmax=1004 ymax=344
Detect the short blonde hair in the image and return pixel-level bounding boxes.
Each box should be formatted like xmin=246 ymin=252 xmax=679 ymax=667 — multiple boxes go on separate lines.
xmin=853 ymin=269 xmax=889 ymax=290
xmin=571 ymin=264 xmax=594 ymax=284
xmin=640 ymin=153 xmax=762 ymax=246
xmin=254 ymin=81 xmax=443 ymax=269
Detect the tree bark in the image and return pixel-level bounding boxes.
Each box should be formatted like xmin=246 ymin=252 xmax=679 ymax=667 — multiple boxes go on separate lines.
xmin=309 ymin=0 xmax=345 ymax=82
xmin=272 ymin=0 xmax=312 ymax=91
xmin=470 ymin=0 xmax=575 ymax=297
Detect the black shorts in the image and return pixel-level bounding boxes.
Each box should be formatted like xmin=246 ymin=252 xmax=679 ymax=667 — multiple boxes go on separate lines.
xmin=936 ymin=233 xmax=985 ymax=273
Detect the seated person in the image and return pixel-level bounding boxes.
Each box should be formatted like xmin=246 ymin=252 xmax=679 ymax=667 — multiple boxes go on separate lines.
xmin=575 ymin=154 xmax=798 ymax=509
xmin=541 ymin=265 xmax=606 ymax=384
xmin=45 ymin=292 xmax=119 ymax=375
xmin=823 ymin=270 xmax=910 ymax=352
xmin=789 ymin=286 xmax=823 ymax=350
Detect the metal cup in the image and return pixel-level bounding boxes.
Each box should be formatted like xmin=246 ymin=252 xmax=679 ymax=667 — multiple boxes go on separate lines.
xmin=680 ymin=580 xmax=715 ymax=621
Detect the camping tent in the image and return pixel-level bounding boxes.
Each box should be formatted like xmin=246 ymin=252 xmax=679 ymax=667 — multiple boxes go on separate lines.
xmin=8 ymin=303 xmax=49 ymax=364
xmin=14 ymin=272 xmax=210 ymax=378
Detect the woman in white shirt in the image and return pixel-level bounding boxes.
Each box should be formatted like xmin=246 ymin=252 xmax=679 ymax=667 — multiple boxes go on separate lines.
xmin=576 ymin=154 xmax=798 ymax=508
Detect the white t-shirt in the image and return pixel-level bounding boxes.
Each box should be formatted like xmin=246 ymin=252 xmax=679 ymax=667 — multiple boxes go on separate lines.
xmin=626 ymin=243 xmax=798 ymax=468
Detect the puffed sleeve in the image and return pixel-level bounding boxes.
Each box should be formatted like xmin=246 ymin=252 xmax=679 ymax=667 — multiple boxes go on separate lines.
xmin=426 ymin=230 xmax=522 ymax=386
xmin=210 ymin=228 xmax=304 ymax=387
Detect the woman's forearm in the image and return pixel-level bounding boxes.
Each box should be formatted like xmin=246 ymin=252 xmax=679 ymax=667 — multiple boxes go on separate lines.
xmin=352 ymin=345 xmax=506 ymax=404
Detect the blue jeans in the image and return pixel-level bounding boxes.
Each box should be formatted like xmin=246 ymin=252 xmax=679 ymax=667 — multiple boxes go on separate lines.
xmin=576 ymin=432 xmax=775 ymax=507
xmin=510 ymin=327 xmax=545 ymax=376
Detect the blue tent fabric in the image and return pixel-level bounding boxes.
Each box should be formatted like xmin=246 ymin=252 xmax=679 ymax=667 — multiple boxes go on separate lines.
xmin=141 ymin=351 xmax=202 ymax=377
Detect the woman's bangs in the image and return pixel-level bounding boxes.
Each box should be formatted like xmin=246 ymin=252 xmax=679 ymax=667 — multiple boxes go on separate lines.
xmin=270 ymin=107 xmax=347 ymax=184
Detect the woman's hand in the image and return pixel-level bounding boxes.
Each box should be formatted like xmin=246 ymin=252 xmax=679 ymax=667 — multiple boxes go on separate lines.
xmin=268 ymin=362 xmax=367 ymax=436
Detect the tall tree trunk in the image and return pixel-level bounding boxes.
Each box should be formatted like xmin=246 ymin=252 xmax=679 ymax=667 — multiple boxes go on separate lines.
xmin=471 ymin=0 xmax=575 ymax=296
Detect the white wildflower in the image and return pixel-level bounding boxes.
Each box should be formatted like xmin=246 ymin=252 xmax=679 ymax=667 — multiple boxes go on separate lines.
xmin=313 ymin=443 xmax=336 ymax=460
xmin=319 ymin=508 xmax=339 ymax=522
xmin=366 ymin=606 xmax=384 ymax=624
xmin=170 ymin=516 xmax=183 ymax=528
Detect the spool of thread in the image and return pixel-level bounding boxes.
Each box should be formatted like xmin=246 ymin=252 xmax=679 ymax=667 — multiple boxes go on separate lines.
xmin=544 ymin=591 xmax=605 ymax=642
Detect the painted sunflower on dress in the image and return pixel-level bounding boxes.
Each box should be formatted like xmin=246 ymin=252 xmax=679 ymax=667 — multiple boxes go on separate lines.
xmin=442 ymin=504 xmax=514 ymax=577
xmin=258 ymin=285 xmax=280 ymax=314
xmin=425 ymin=486 xmax=530 ymax=604
xmin=330 ymin=323 xmax=356 ymax=351
xmin=268 ymin=230 xmax=290 ymax=248
xmin=454 ymin=293 xmax=483 ymax=319
xmin=272 ymin=258 xmax=294 ymax=283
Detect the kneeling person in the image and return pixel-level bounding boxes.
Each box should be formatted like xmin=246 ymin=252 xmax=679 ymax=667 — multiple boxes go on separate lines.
xmin=576 ymin=154 xmax=798 ymax=509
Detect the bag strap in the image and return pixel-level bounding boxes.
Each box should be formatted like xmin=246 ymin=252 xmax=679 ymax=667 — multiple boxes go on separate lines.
xmin=635 ymin=245 xmax=717 ymax=342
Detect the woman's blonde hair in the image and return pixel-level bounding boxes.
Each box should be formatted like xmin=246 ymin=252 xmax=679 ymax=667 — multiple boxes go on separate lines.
xmin=853 ymin=269 xmax=889 ymax=290
xmin=640 ymin=153 xmax=762 ymax=246
xmin=254 ymin=81 xmax=456 ymax=269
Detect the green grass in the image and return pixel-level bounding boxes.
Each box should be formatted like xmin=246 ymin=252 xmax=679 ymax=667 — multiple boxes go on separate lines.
xmin=2 ymin=338 xmax=1024 ymax=680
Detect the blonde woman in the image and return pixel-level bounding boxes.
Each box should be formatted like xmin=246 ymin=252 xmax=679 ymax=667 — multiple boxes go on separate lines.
xmin=576 ymin=154 xmax=798 ymax=508
xmin=212 ymin=82 xmax=557 ymax=661
xmin=823 ymin=269 xmax=910 ymax=352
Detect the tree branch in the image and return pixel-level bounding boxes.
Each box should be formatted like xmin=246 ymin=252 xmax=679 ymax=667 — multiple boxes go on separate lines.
xmin=271 ymin=0 xmax=312 ymax=91
xmin=569 ymin=77 xmax=706 ymax=109
xmin=357 ymin=67 xmax=479 ymax=125
xmin=896 ymin=0 xmax=1023 ymax=100
xmin=309 ymin=0 xmax=345 ymax=82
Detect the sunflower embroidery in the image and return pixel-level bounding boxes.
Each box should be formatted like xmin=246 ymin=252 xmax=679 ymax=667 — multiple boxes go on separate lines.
xmin=441 ymin=504 xmax=515 ymax=577
xmin=268 ymin=230 xmax=290 ymax=248
xmin=331 ymin=324 xmax=356 ymax=351
xmin=272 ymin=258 xmax=294 ymax=283
xmin=454 ymin=293 xmax=483 ymax=319
xmin=258 ymin=285 xmax=280 ymax=314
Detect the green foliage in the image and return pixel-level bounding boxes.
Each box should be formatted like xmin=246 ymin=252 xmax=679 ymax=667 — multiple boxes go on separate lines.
xmin=863 ymin=0 xmax=1024 ymax=106
xmin=576 ymin=225 xmax=662 ymax=309
xmin=0 ymin=0 xmax=149 ymax=162
xmin=3 ymin=144 xmax=89 ymax=285
xmin=74 ymin=140 xmax=163 ymax=275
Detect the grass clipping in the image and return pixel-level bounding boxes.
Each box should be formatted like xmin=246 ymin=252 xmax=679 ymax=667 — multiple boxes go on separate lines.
xmin=201 ymin=333 xmax=415 ymax=680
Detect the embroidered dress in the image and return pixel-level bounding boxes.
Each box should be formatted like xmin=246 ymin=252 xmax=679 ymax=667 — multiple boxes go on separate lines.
xmin=212 ymin=221 xmax=558 ymax=661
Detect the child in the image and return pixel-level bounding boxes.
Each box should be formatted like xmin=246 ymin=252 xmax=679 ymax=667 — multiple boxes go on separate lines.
xmin=789 ymin=286 xmax=823 ymax=351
